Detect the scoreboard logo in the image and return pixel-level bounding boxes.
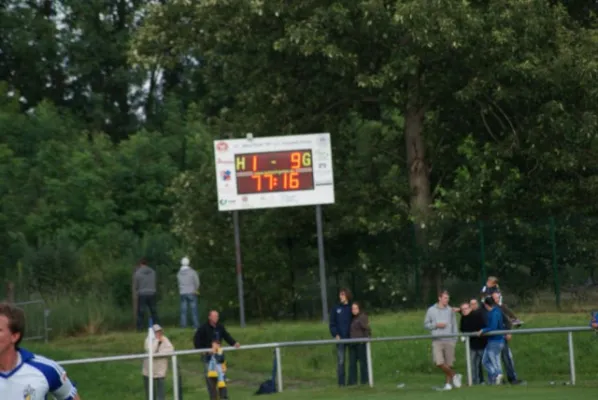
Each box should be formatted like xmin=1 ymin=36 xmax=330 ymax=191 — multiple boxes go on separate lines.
xmin=216 ymin=142 xmax=229 ymax=152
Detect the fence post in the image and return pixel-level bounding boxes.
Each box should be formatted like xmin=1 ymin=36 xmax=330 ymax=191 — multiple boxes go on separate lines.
xmin=549 ymin=216 xmax=561 ymax=309
xmin=44 ymin=309 xmax=50 ymax=343
xmin=567 ymin=332 xmax=576 ymax=385
xmin=172 ymin=355 xmax=180 ymax=400
xmin=478 ymin=221 xmax=487 ymax=283
xmin=464 ymin=336 xmax=472 ymax=386
xmin=366 ymin=341 xmax=374 ymax=387
xmin=275 ymin=346 xmax=283 ymax=392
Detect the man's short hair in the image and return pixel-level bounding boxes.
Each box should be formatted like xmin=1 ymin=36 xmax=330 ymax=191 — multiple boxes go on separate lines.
xmin=0 ymin=302 xmax=26 ymax=346
xmin=483 ymin=296 xmax=495 ymax=307
xmin=339 ymin=288 xmax=352 ymax=301
xmin=487 ymin=276 xmax=498 ymax=283
xmin=438 ymin=289 xmax=449 ymax=297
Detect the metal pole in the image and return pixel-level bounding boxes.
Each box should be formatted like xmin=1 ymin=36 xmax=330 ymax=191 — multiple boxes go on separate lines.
xmin=172 ymin=355 xmax=180 ymax=400
xmin=465 ymin=336 xmax=472 ymax=386
xmin=549 ymin=216 xmax=560 ymax=309
xmin=366 ymin=341 xmax=374 ymax=387
xmin=479 ymin=221 xmax=487 ymax=284
xmin=44 ymin=309 xmax=50 ymax=343
xmin=233 ymin=210 xmax=246 ymax=328
xmin=568 ymin=331 xmax=576 ymax=385
xmin=315 ymin=205 xmax=329 ymax=323
xmin=275 ymin=347 xmax=283 ymax=392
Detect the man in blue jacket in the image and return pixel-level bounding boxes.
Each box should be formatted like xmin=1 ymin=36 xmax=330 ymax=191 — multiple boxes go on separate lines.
xmin=477 ymin=296 xmax=505 ymax=385
xmin=329 ymin=288 xmax=352 ymax=386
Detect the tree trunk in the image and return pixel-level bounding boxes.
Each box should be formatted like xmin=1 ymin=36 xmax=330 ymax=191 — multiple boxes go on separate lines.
xmin=404 ymin=76 xmax=439 ymax=304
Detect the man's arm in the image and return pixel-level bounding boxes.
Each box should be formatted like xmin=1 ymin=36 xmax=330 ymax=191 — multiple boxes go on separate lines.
xmin=193 ymin=326 xmax=204 ymax=349
xmin=221 ymin=326 xmax=239 ymax=347
xmin=481 ymin=311 xmax=498 ymax=333
xmin=45 ymin=360 xmax=79 ymax=400
xmin=329 ymin=308 xmax=338 ymax=337
xmin=424 ymin=308 xmax=438 ymax=331
xmin=451 ymin=311 xmax=458 ymax=335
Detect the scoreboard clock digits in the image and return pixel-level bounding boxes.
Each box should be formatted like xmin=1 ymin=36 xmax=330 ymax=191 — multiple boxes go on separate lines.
xmin=235 ymin=150 xmax=315 ymax=195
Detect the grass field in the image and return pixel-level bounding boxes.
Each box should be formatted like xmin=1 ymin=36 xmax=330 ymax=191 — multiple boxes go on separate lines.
xmin=25 ymin=311 xmax=598 ymax=399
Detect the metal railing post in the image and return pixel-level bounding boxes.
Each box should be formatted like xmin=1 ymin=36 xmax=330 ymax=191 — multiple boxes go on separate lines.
xmin=275 ymin=346 xmax=283 ymax=392
xmin=567 ymin=331 xmax=576 ymax=385
xmin=172 ymin=355 xmax=180 ymax=400
xmin=366 ymin=341 xmax=374 ymax=387
xmin=464 ymin=336 xmax=472 ymax=387
xmin=44 ymin=309 xmax=50 ymax=343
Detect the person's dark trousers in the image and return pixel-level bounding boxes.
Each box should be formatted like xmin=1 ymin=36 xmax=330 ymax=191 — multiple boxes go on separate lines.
xmin=501 ymin=341 xmax=518 ymax=382
xmin=470 ymin=349 xmax=485 ymax=385
xmin=336 ymin=343 xmax=347 ymax=386
xmin=348 ymin=343 xmax=368 ymax=385
xmin=143 ymin=376 xmax=165 ymax=400
xmin=137 ymin=294 xmax=159 ymax=331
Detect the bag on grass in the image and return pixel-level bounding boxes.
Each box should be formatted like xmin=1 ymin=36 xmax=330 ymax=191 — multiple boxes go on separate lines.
xmin=255 ymin=351 xmax=277 ymax=395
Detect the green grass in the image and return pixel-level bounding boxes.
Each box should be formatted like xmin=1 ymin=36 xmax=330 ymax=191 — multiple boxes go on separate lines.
xmin=25 ymin=311 xmax=598 ymax=399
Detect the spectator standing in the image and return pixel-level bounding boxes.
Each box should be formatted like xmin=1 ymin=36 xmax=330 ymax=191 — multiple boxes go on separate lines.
xmin=348 ymin=302 xmax=371 ymax=386
xmin=491 ymin=292 xmax=524 ymax=385
xmin=478 ymin=296 xmax=505 ymax=385
xmin=424 ymin=290 xmax=462 ymax=391
xmin=135 ymin=258 xmax=159 ymax=331
xmin=329 ymin=288 xmax=352 ymax=386
xmin=177 ymin=256 xmax=200 ymax=329
xmin=459 ymin=302 xmax=487 ymax=385
xmin=591 ymin=311 xmax=598 ymax=330
xmin=194 ymin=310 xmax=240 ymax=398
xmin=142 ymin=324 xmax=174 ymax=400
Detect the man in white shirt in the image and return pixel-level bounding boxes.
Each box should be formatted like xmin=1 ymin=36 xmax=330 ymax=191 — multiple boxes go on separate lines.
xmin=0 ymin=302 xmax=81 ymax=400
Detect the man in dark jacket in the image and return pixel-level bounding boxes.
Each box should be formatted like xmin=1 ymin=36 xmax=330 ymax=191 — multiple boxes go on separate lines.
xmin=194 ymin=310 xmax=240 ymax=399
xmin=329 ymin=288 xmax=352 ymax=386
xmin=459 ymin=302 xmax=487 ymax=385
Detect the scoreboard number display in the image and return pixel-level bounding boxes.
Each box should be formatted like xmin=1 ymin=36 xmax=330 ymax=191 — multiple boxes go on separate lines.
xmin=214 ymin=133 xmax=334 ymax=211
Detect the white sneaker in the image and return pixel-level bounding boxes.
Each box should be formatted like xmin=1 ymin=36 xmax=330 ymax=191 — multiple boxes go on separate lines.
xmin=495 ymin=374 xmax=503 ymax=385
xmin=452 ymin=373 xmax=462 ymax=388
xmin=443 ymin=383 xmax=453 ymax=391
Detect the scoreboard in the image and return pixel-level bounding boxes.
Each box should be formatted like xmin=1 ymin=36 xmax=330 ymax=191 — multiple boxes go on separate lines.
xmin=214 ymin=133 xmax=334 ymax=211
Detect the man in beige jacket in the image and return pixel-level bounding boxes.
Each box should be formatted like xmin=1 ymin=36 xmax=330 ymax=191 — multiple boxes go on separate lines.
xmin=143 ymin=324 xmax=174 ymax=400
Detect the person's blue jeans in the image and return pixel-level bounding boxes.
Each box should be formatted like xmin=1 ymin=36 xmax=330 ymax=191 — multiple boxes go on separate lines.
xmin=470 ymin=349 xmax=485 ymax=385
xmin=180 ymin=293 xmax=199 ymax=329
xmin=336 ymin=344 xmax=347 ymax=386
xmin=501 ymin=341 xmax=518 ymax=382
xmin=482 ymin=341 xmax=504 ymax=384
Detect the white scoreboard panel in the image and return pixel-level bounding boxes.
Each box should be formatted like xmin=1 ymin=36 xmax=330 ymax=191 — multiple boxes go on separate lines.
xmin=214 ymin=133 xmax=335 ymax=211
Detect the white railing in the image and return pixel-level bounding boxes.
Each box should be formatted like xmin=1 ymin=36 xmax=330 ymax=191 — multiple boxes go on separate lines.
xmin=57 ymin=325 xmax=592 ymax=399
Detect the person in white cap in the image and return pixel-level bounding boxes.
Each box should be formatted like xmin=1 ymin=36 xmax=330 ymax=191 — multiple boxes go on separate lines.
xmin=177 ymin=256 xmax=200 ymax=329
xmin=143 ymin=324 xmax=174 ymax=400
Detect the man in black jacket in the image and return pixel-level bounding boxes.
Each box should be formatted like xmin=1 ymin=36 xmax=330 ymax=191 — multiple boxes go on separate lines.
xmin=459 ymin=301 xmax=487 ymax=385
xmin=194 ymin=310 xmax=240 ymax=398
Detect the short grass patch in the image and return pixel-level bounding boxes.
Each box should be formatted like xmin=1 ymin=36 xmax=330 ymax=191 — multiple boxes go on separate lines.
xmin=26 ymin=311 xmax=598 ymax=399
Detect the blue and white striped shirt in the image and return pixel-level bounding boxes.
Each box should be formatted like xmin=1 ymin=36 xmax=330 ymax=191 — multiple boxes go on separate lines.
xmin=0 ymin=348 xmax=77 ymax=400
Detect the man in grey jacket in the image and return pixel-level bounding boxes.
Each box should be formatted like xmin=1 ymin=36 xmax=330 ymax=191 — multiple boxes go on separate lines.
xmin=134 ymin=258 xmax=159 ymax=331
xmin=177 ymin=256 xmax=200 ymax=329
xmin=424 ymin=290 xmax=462 ymax=391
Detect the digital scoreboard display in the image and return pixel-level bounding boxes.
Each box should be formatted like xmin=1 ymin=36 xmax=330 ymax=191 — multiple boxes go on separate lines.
xmin=214 ymin=133 xmax=334 ymax=211
xmin=234 ymin=150 xmax=314 ymax=194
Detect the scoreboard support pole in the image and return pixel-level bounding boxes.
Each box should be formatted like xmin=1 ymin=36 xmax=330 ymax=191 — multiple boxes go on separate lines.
xmin=233 ymin=210 xmax=247 ymax=328
xmin=316 ymin=204 xmax=329 ymax=323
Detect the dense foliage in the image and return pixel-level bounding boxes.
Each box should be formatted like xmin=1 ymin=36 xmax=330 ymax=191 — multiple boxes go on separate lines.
xmin=1 ymin=1 xmax=598 ymax=326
